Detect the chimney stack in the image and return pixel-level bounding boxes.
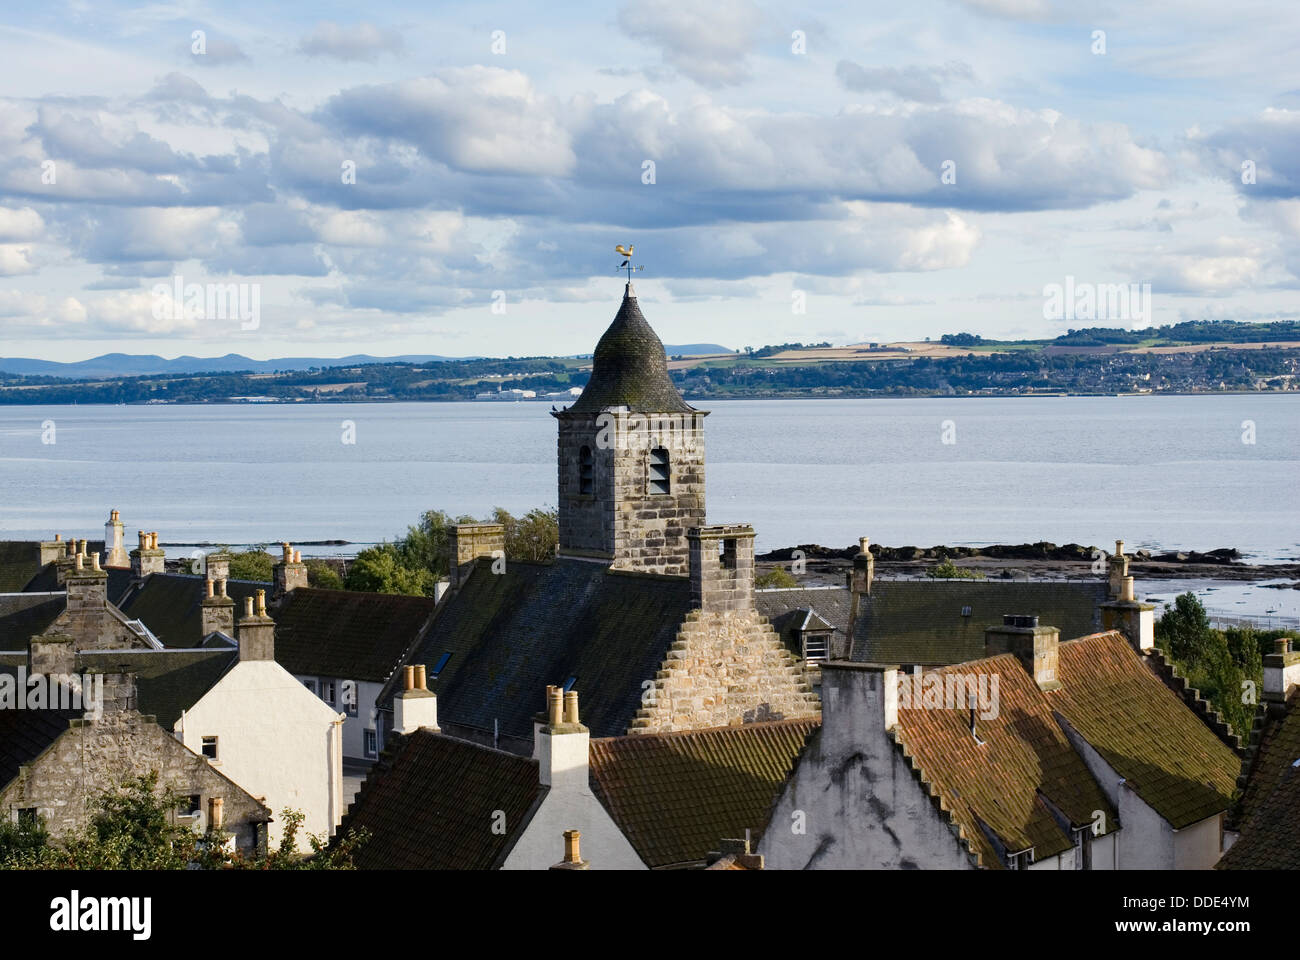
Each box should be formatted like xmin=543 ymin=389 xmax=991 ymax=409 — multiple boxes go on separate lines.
xmin=842 ymin=535 xmax=875 ymax=659
xmin=272 ymin=543 xmax=308 ymax=600
xmin=104 ymin=509 xmax=129 ymax=568
xmin=204 ymin=552 xmax=231 ymax=586
xmin=98 ymin=671 xmax=139 ymax=717
xmin=235 ymin=589 xmax=276 ymax=661
xmin=1263 ymin=637 xmax=1300 ymax=706
xmin=549 ymin=829 xmax=590 ymax=870
xmin=39 ymin=534 xmax=66 ymax=568
xmin=394 ymin=662 xmax=440 ymax=734
xmin=984 ymin=615 xmax=1061 ymax=690
xmin=447 ymin=523 xmax=506 ymax=591
xmin=1100 ymin=576 xmax=1155 ymax=652
xmin=200 ymin=576 xmax=236 ymax=638
xmin=688 ymin=524 xmax=756 ymax=614
xmin=64 ymin=549 xmax=109 ymax=612
xmin=535 ymin=685 xmax=589 ymax=790
xmin=208 ymin=796 xmax=224 ymax=833
xmin=1107 ymin=539 xmax=1130 ymax=599
xmin=130 ymin=529 xmax=166 ymax=584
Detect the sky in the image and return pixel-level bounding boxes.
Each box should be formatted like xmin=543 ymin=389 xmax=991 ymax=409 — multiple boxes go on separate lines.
xmin=0 ymin=0 xmax=1297 ymax=361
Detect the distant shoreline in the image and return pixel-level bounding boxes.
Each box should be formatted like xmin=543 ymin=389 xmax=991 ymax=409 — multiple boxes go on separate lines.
xmin=0 ymin=388 xmax=1295 ymax=407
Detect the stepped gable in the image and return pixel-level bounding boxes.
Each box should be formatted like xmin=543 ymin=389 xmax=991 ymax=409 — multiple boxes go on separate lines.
xmin=1218 ymin=690 xmax=1300 ymax=869
xmin=893 ymin=653 xmax=1119 ymax=869
xmin=1048 ymin=631 xmax=1240 ymax=830
xmin=563 ymin=285 xmax=695 ymax=415
xmin=630 ymin=607 xmax=821 ymax=734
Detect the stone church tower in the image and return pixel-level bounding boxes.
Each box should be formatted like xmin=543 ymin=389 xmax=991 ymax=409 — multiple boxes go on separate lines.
xmin=553 ymin=283 xmax=707 ymax=576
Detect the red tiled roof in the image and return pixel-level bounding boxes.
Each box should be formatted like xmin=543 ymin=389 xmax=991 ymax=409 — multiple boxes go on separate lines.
xmin=895 ymin=654 xmax=1117 ymax=868
xmin=1048 ymin=631 xmax=1239 ymax=830
xmin=589 ymin=719 xmax=818 ymax=868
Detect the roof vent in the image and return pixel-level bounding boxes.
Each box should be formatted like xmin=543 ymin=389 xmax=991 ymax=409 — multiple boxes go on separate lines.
xmin=1003 ymin=614 xmax=1039 ymax=629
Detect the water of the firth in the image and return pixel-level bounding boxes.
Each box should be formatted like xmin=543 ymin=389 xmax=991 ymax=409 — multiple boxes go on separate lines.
xmin=1 ymin=394 xmax=1296 ymax=562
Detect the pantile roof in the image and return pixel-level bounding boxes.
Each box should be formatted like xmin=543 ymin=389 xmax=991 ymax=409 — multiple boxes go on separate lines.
xmin=1047 ymin=631 xmax=1240 ymax=830
xmin=1217 ymin=691 xmax=1300 ymax=870
xmin=589 ymin=718 xmax=819 ymax=868
xmin=338 ymin=729 xmax=546 ymax=869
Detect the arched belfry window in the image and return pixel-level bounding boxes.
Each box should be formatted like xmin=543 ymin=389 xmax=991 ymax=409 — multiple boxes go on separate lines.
xmin=649 ymin=447 xmax=670 ymax=496
xmin=579 ymin=445 xmax=594 ymax=495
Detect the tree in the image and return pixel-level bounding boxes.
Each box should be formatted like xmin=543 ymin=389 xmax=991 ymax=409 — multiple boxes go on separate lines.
xmin=755 ymin=567 xmax=798 ymax=589
xmin=344 ymin=544 xmax=438 ymax=597
xmin=490 ymin=506 xmax=559 ymax=562
xmin=927 ymin=559 xmax=984 ymax=580
xmin=225 ymin=546 xmax=274 ymax=582
xmin=1156 ymin=592 xmax=1215 ymax=664
xmin=304 ymin=558 xmax=343 ymax=590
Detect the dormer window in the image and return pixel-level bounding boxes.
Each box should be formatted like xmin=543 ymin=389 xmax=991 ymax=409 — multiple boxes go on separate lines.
xmin=648 ymin=447 xmax=670 ymax=495
xmin=578 ymin=446 xmax=594 ymax=495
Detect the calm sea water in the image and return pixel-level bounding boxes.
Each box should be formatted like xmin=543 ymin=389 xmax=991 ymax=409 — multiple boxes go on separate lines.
xmin=0 ymin=395 xmax=1297 ymax=563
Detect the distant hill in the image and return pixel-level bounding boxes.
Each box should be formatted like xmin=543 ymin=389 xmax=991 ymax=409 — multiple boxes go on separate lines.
xmin=663 ymin=344 xmax=732 ymax=356
xmin=0 ymin=353 xmax=477 ymax=380
xmin=0 ymin=345 xmax=732 ymax=380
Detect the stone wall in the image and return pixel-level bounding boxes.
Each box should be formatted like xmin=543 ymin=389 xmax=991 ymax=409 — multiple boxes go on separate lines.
xmin=629 ymin=609 xmax=821 ymax=733
xmin=46 ymin=570 xmax=148 ymax=651
xmin=448 ymin=523 xmax=505 ymax=589
xmin=556 ymin=410 xmax=706 ymax=576
xmin=0 ymin=700 xmax=268 ymax=853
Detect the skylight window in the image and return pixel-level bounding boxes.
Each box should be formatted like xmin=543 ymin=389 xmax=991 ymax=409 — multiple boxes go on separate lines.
xmin=432 ymin=652 xmax=452 ymax=677
xmin=563 ymin=676 xmax=577 ymax=692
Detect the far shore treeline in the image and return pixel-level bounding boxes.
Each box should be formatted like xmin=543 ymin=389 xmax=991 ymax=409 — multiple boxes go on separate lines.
xmin=3 ymin=319 xmax=1300 ymax=404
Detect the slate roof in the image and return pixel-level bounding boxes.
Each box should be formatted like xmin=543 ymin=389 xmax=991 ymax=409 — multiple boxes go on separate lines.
xmin=0 ymin=593 xmax=66 ymax=648
xmin=117 ymin=573 xmax=267 ymax=648
xmin=589 ymin=718 xmax=819 ymax=868
xmin=0 ymin=649 xmax=237 ymax=730
xmin=338 ymin=729 xmax=546 ymax=869
xmin=380 ymin=557 xmax=693 ymax=740
xmin=561 ymin=287 xmax=696 ymax=415
xmin=895 ymin=654 xmax=1119 ymax=868
xmin=1217 ymin=691 xmax=1300 ymax=870
xmin=0 ymin=708 xmax=77 ymax=792
xmin=0 ymin=542 xmax=42 ymax=593
xmin=1047 ymin=631 xmax=1240 ymax=830
xmin=853 ymin=579 xmax=1106 ymax=666
xmin=755 ymin=587 xmax=852 ymax=656
xmin=23 ymin=563 xmax=133 ymax=605
xmin=273 ymin=588 xmax=436 ymax=683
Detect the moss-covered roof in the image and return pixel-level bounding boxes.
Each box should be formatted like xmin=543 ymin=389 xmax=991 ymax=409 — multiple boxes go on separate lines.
xmin=380 ymin=557 xmax=693 ymax=740
xmin=339 ymin=729 xmax=545 ymax=869
xmin=273 ymin=588 xmax=436 ymax=682
xmin=1218 ymin=692 xmax=1300 ymax=870
xmin=0 ymin=541 xmax=42 ymax=593
xmin=1048 ymin=631 xmax=1240 ymax=830
xmin=562 ymin=286 xmax=696 ymax=415
xmin=854 ymin=580 xmax=1106 ymax=666
xmin=117 ymin=573 xmax=267 ymax=648
xmin=896 ymin=653 xmax=1118 ymax=868
xmin=590 ymin=718 xmax=819 ymax=868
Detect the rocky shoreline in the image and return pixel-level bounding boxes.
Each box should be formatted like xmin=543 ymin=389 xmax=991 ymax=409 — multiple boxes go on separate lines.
xmin=756 ymin=542 xmax=1300 ymax=588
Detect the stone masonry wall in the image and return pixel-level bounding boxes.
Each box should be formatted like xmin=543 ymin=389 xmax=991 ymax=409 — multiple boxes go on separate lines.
xmin=556 ymin=411 xmax=706 ymax=576
xmin=629 ymin=609 xmax=821 ymax=733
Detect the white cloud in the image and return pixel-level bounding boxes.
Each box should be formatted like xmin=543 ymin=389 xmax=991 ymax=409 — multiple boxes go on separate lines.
xmin=617 ymin=0 xmax=764 ymax=87
xmin=299 ymin=21 xmax=403 ymax=62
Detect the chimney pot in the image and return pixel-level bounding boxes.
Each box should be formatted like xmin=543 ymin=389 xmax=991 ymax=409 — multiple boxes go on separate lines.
xmin=1277 ymin=638 xmax=1293 ymax=655
xmin=404 ymin=665 xmax=415 ymax=690
xmin=244 ymin=597 xmax=254 ymax=618
xmin=206 ymin=579 xmax=215 ymax=599
xmin=1120 ymin=576 xmax=1136 ymax=602
xmin=75 ymin=553 xmax=84 ymax=571
xmin=208 ymin=796 xmax=224 ymax=832
xmin=563 ymin=829 xmax=581 ymax=863
xmin=547 ymin=686 xmax=564 ymax=726
xmin=414 ymin=664 xmax=427 ymax=690
xmin=218 ymin=578 xmax=228 ymax=598
xmin=54 ymin=533 xmax=61 ymax=542
xmin=92 ymin=552 xmax=101 ymax=571
xmin=564 ymin=689 xmax=579 ymax=724
xmin=859 ymin=536 xmax=870 ymax=554
xmin=255 ymin=589 xmax=267 ymax=616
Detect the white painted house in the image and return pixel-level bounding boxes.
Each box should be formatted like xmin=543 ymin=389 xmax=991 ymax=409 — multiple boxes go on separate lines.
xmin=176 ymin=592 xmax=344 ymax=851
